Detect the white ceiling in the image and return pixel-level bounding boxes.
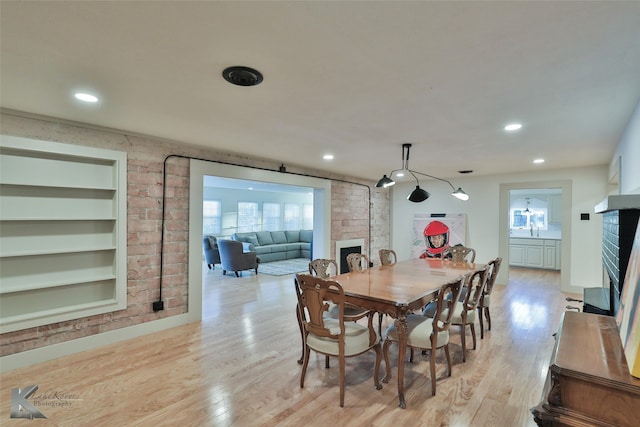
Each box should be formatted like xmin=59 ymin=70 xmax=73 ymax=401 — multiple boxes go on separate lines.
xmin=2 ymin=1 xmax=640 ymax=186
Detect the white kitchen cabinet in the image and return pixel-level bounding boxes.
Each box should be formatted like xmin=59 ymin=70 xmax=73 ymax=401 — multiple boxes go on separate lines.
xmin=510 ymin=238 xmax=561 ymax=270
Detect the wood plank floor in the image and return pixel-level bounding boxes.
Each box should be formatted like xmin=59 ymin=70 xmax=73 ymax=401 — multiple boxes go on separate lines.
xmin=1 ymin=265 xmax=579 ymax=426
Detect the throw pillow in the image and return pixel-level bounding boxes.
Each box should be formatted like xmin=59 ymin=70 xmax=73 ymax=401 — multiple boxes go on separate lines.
xmin=245 ymin=235 xmax=259 ymax=247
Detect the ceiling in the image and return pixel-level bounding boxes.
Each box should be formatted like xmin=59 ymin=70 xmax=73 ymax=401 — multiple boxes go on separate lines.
xmin=2 ymin=1 xmax=640 ymax=186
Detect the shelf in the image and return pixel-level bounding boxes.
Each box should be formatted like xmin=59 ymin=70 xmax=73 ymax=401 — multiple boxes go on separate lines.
xmin=0 ymin=135 xmax=127 ymax=332
xmin=0 ymin=246 xmax=117 ymax=259
xmin=0 ymin=274 xmax=117 ymax=295
xmin=0 ymin=181 xmax=116 ymax=191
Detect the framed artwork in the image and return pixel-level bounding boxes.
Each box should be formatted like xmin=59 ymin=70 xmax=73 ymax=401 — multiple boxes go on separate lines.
xmin=616 ymin=221 xmax=640 ymax=378
xmin=412 ymin=213 xmax=467 ymax=259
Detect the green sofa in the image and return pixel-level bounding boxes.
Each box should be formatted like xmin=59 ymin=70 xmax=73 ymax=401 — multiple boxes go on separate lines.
xmin=231 ymin=230 xmax=312 ymax=263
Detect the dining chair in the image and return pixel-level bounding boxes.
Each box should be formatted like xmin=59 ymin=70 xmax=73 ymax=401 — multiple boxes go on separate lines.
xmin=346 ymin=253 xmax=369 ymax=272
xmin=295 ymin=273 xmax=382 ymax=407
xmin=446 ymin=268 xmax=488 ymax=362
xmin=308 ymin=258 xmax=338 ymax=278
xmin=478 ymin=257 xmax=502 ymax=339
xmin=379 ymin=249 xmax=397 ymax=266
xmin=300 ymin=258 xmax=370 ymax=365
xmin=449 ymin=244 xmax=476 ymax=263
xmin=382 ymin=277 xmax=464 ymax=396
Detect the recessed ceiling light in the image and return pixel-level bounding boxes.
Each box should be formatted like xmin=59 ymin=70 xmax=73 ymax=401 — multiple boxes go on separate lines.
xmin=323 ymin=154 xmax=334 ymax=160
xmin=74 ymin=93 xmax=98 ymax=103
xmin=533 ymin=158 xmax=545 ymax=164
xmin=504 ymin=123 xmax=522 ymax=131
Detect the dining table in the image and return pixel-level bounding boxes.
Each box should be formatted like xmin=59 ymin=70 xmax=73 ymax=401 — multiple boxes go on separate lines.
xmin=327 ymin=257 xmax=485 ymax=408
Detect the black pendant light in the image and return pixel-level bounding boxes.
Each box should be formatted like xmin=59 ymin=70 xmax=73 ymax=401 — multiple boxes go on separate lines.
xmin=375 ymin=143 xmax=469 ymax=203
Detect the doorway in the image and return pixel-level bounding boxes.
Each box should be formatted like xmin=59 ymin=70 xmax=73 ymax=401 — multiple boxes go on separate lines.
xmin=188 ymin=160 xmax=332 ymax=321
xmin=499 ymin=180 xmax=572 ymax=292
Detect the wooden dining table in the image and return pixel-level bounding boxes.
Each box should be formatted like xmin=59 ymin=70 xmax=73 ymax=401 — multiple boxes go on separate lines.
xmin=329 ymin=257 xmax=485 ymax=408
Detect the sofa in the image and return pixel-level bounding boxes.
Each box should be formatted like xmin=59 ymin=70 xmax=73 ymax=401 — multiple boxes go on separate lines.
xmin=202 ymin=235 xmax=221 ymax=269
xmin=232 ymin=230 xmax=312 ymax=263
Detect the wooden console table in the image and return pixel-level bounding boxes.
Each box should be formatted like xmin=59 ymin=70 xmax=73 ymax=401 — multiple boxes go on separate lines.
xmin=531 ymin=311 xmax=640 ymax=426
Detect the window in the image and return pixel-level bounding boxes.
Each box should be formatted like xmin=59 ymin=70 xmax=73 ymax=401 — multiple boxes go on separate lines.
xmin=262 ymin=202 xmax=281 ymax=231
xmin=284 ymin=203 xmax=301 ymax=230
xmin=510 ymin=208 xmax=548 ymax=230
xmin=302 ymin=203 xmax=313 ymax=230
xmin=203 ymin=200 xmax=222 ymax=235
xmin=237 ymin=202 xmax=259 ymax=232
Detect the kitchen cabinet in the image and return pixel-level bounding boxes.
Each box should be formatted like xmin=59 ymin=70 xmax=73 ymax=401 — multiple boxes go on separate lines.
xmin=510 ymin=238 xmax=560 ymax=270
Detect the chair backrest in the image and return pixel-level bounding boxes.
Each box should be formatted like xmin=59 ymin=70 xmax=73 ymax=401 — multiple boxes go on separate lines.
xmin=218 ymin=239 xmax=244 ymax=256
xmin=432 ymin=277 xmax=465 ymax=335
xmin=378 ymin=249 xmax=397 ymax=266
xmin=450 ymin=245 xmax=476 ymax=263
xmin=295 ymin=274 xmax=345 ymax=340
xmin=461 ymin=269 xmax=488 ymax=312
xmin=482 ymin=257 xmax=502 ymax=297
xmin=309 ymin=258 xmax=338 ymax=278
xmin=346 ymin=253 xmax=369 ymax=272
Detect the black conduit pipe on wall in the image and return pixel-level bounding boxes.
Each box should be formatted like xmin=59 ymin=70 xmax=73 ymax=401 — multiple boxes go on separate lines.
xmin=154 ymin=154 xmax=372 ymax=311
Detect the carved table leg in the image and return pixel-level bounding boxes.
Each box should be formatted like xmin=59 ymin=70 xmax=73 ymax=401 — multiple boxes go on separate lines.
xmin=395 ymin=311 xmax=409 ymax=408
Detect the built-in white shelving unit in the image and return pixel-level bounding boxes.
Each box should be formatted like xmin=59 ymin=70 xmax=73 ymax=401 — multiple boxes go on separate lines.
xmin=0 ymin=136 xmax=127 ymax=333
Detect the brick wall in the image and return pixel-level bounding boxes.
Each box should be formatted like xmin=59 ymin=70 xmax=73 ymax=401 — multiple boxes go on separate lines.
xmin=0 ymin=112 xmax=391 ymax=356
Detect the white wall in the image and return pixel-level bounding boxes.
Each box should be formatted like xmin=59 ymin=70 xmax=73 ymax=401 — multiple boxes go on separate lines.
xmin=612 ymin=98 xmax=640 ymax=194
xmin=390 ymin=165 xmax=607 ymax=293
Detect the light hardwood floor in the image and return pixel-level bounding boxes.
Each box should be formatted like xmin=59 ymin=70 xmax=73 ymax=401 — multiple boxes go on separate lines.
xmin=1 ymin=265 xmax=579 ymax=426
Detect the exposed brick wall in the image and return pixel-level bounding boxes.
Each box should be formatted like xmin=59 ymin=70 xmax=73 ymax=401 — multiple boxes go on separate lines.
xmin=0 ymin=113 xmax=391 ymax=357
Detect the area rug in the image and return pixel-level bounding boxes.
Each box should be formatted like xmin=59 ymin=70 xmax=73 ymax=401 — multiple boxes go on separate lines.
xmin=258 ymin=258 xmax=310 ymax=276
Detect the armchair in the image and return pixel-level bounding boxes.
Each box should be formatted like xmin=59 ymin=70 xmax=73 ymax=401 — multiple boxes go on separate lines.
xmin=202 ymin=235 xmax=221 ymax=270
xmin=217 ymin=239 xmax=259 ymax=277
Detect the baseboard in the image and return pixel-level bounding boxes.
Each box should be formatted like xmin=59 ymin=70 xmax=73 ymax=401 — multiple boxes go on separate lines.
xmin=0 ymin=313 xmax=196 ymax=373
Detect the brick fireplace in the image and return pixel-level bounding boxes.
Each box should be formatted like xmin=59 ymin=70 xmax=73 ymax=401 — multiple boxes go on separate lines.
xmin=593 ymin=195 xmax=640 ymax=315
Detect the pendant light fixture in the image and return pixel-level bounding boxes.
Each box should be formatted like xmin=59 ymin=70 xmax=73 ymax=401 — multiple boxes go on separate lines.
xmin=375 ymin=143 xmax=469 ymax=203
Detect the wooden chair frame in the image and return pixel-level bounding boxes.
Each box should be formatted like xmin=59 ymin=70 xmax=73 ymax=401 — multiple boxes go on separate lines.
xmin=295 ymin=274 xmax=382 ymax=407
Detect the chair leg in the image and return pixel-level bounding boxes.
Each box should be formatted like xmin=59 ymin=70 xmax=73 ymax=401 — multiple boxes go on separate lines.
xmin=478 ymin=307 xmax=485 ymax=339
xmin=382 ymin=339 xmax=392 ymax=383
xmin=325 ymin=355 xmax=330 ymax=368
xmin=222 ymin=270 xmax=227 ymax=275
xmin=235 ymin=271 xmax=240 ymax=277
xmin=339 ymin=354 xmax=345 ymax=407
xmin=485 ymin=307 xmax=492 ymax=331
xmin=378 ymin=312 xmax=383 ymax=338
xmin=207 ymin=264 xmax=212 ymax=270
xmin=461 ymin=324 xmax=467 ymax=362
xmin=300 ymin=347 xmax=311 ymax=388
xmin=430 ymin=347 xmax=437 ymax=396
xmin=470 ymin=322 xmax=477 ymax=350
xmin=444 ymin=344 xmax=452 ymax=377
xmin=296 ymin=305 xmax=304 ymax=364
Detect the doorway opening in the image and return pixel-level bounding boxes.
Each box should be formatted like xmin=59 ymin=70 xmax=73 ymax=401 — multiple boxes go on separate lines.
xmin=499 ymin=181 xmax=572 ymax=292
